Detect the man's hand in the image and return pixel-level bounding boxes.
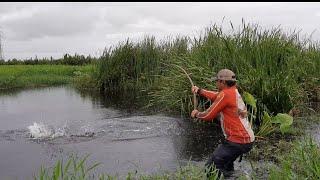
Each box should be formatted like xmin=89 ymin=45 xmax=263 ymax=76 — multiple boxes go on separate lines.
xmin=191 ymin=86 xmax=199 ymax=94
xmin=191 ymin=109 xmax=199 ymax=118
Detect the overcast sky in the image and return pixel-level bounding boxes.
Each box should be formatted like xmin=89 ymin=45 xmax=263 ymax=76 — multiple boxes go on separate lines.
xmin=1 ymin=2 xmax=320 ymax=60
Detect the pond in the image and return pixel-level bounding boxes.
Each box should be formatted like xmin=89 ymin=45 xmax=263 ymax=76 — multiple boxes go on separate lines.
xmin=0 ymin=86 xmax=225 ymax=179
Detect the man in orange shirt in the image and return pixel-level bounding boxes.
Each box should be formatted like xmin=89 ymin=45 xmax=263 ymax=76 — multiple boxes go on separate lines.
xmin=191 ymin=69 xmax=254 ymax=178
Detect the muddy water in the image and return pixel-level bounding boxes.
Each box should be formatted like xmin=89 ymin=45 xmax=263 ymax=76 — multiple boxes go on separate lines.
xmin=0 ymin=86 xmax=224 ymax=179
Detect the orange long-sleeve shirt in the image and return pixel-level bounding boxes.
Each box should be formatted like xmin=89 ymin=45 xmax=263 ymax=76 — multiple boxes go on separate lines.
xmin=196 ymin=86 xmax=255 ymax=144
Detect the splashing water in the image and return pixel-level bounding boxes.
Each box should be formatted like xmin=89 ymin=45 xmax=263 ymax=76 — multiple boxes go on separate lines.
xmin=27 ymin=122 xmax=97 ymax=139
xmin=27 ymin=122 xmax=67 ymax=139
xmin=28 ymin=122 xmax=53 ymax=139
xmin=76 ymin=124 xmax=95 ymax=137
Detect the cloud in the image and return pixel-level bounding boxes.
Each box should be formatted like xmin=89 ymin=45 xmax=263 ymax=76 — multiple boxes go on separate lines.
xmin=1 ymin=4 xmax=101 ymax=41
xmin=1 ymin=2 xmax=320 ymax=60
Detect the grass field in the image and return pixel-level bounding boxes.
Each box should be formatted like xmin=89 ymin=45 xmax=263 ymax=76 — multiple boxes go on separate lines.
xmin=0 ymin=65 xmax=93 ymax=89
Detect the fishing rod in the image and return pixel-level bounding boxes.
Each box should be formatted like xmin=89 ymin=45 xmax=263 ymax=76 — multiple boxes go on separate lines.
xmin=161 ymin=62 xmax=198 ymax=110
xmin=172 ymin=64 xmax=198 ymax=110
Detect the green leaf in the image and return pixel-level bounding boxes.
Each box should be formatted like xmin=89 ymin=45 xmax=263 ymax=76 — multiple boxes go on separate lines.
xmin=63 ymin=158 xmax=72 ymax=175
xmin=256 ymin=111 xmax=277 ymax=137
xmin=243 ymin=91 xmax=256 ymax=109
xmin=76 ymin=154 xmax=90 ymax=171
xmin=263 ymin=111 xmax=271 ymax=123
xmin=271 ymin=113 xmax=293 ymax=134
xmin=279 ymin=124 xmax=291 ymax=134
xmin=271 ymin=113 xmax=293 ymax=125
xmin=86 ymin=162 xmax=101 ymax=173
xmin=53 ymin=160 xmax=61 ymax=180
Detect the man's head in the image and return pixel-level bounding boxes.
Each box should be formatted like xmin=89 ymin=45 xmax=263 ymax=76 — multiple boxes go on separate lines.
xmin=211 ymin=69 xmax=237 ymax=90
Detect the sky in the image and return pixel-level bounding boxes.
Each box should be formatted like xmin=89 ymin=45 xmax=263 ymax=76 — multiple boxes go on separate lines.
xmin=1 ymin=2 xmax=320 ymax=60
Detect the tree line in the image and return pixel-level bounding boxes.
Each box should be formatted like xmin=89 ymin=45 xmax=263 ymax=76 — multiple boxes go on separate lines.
xmin=0 ymin=53 xmax=98 ymax=65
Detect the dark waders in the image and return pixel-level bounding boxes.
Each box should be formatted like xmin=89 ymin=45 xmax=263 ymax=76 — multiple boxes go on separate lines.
xmin=205 ymin=140 xmax=253 ymax=178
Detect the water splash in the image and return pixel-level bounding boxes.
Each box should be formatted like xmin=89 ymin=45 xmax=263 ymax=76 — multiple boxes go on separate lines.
xmin=27 ymin=122 xmax=97 ymax=140
xmin=28 ymin=122 xmax=53 ymax=139
xmin=74 ymin=124 xmax=95 ymax=137
xmin=27 ymin=122 xmax=67 ymax=139
xmin=80 ymin=124 xmax=94 ymax=134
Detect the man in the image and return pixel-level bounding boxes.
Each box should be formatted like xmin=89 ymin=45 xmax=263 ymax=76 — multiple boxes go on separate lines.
xmin=191 ymin=69 xmax=255 ymax=178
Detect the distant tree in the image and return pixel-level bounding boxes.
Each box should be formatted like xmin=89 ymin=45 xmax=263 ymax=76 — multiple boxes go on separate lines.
xmin=0 ymin=51 xmax=98 ymax=65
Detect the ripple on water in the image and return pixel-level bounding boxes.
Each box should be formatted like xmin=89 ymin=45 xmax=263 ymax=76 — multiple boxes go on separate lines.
xmin=97 ymin=115 xmax=183 ymax=139
xmin=2 ymin=114 xmax=182 ymax=146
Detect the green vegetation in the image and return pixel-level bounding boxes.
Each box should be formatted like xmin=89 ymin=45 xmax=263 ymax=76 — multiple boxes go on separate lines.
xmin=35 ymin=154 xmax=101 ymax=180
xmin=94 ymin=36 xmax=190 ymax=107
xmin=95 ymin=22 xmax=320 ymax=120
xmin=268 ymin=136 xmax=320 ymax=179
xmin=34 ymin=154 xmax=220 ymax=180
xmin=246 ymin=114 xmax=320 ymax=179
xmin=0 ymin=65 xmax=93 ymax=89
xmin=242 ymin=91 xmax=294 ymax=137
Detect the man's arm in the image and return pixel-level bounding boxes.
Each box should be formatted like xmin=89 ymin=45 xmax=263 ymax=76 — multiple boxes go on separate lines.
xmin=198 ymin=89 xmax=219 ymax=101
xmin=192 ymin=86 xmax=218 ymax=101
xmin=193 ymin=92 xmax=228 ymax=121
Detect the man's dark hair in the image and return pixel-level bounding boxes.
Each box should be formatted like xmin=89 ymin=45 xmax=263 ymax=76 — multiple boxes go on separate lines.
xmin=225 ymin=80 xmax=236 ymax=87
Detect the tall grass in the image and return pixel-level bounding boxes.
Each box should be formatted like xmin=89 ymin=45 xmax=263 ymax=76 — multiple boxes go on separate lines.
xmin=34 ymin=154 xmax=102 ymax=180
xmin=96 ymin=22 xmax=320 ymax=119
xmin=95 ymin=36 xmax=190 ymax=108
xmin=96 ymin=36 xmax=189 ymax=92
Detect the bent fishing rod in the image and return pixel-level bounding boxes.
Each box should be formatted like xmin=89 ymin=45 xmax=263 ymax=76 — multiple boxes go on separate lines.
xmin=161 ymin=62 xmax=198 ymax=110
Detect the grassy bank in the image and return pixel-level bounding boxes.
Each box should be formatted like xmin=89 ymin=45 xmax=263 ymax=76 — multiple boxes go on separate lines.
xmin=34 ymin=154 xmax=220 ymax=180
xmin=268 ymin=136 xmax=320 ymax=179
xmin=0 ymin=65 xmax=93 ymax=89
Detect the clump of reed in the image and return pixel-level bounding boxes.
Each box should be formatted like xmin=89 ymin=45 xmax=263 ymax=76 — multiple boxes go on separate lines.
xmin=34 ymin=154 xmax=101 ymax=180
xmin=95 ymin=36 xmax=190 ymax=107
xmin=34 ymin=154 xmax=220 ymax=180
xmin=96 ymin=21 xmax=320 ymax=119
xmin=97 ymin=37 xmax=161 ymax=92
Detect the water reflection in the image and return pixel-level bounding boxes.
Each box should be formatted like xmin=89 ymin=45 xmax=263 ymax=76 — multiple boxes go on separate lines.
xmin=74 ymin=88 xmax=143 ymax=111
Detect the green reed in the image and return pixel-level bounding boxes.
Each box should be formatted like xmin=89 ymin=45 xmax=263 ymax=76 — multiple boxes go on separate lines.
xmin=34 ymin=155 xmax=220 ymax=180
xmin=34 ymin=154 xmax=101 ymax=180
xmin=96 ymin=21 xmax=320 ymax=119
